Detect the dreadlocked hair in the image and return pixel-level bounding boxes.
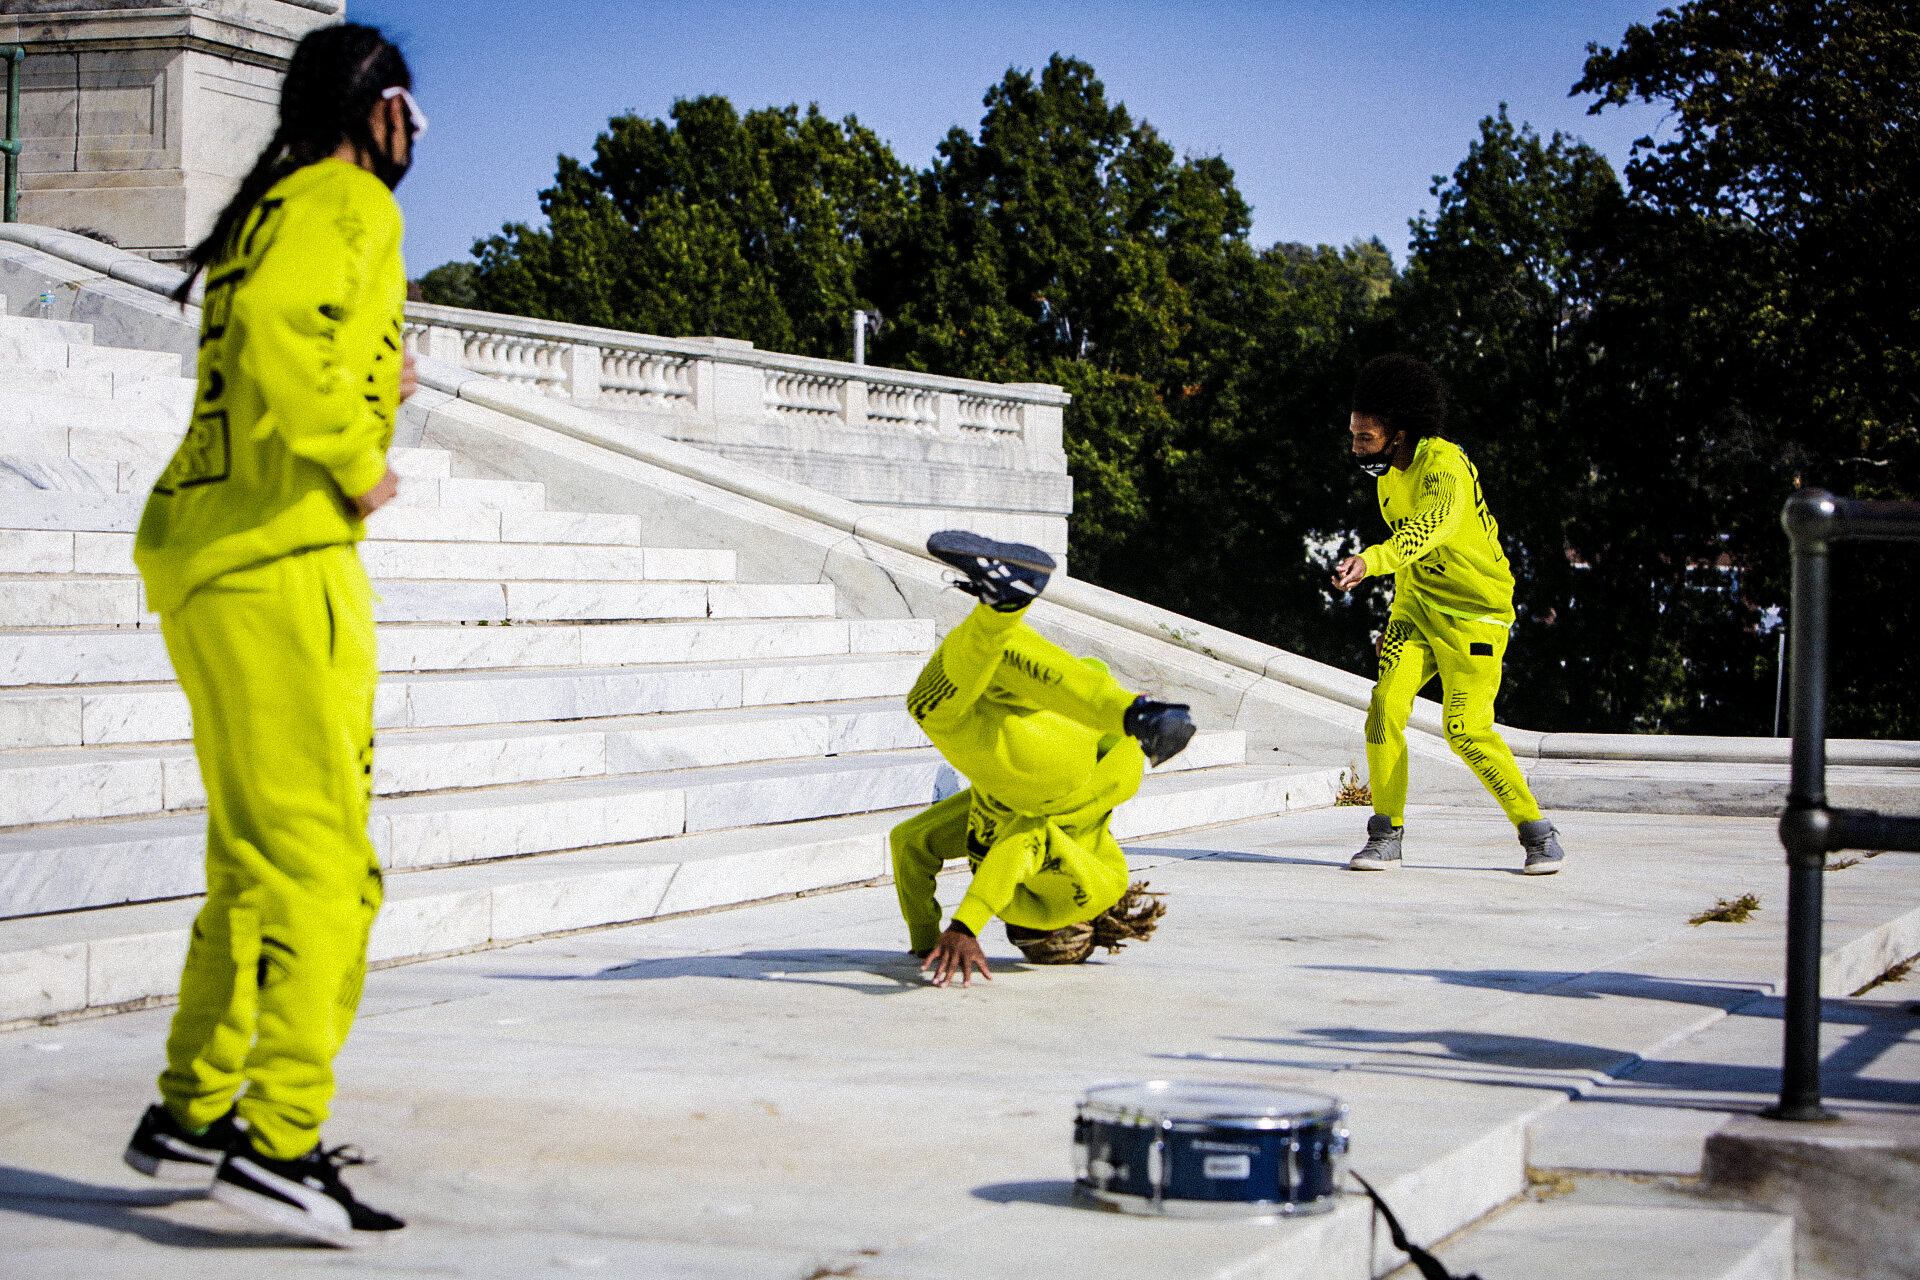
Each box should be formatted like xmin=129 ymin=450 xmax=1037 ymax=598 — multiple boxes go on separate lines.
xmin=172 ymin=23 xmax=410 ymax=302
xmin=1352 ymin=353 xmax=1448 ymax=443
xmin=1009 ymin=881 xmax=1167 ymax=966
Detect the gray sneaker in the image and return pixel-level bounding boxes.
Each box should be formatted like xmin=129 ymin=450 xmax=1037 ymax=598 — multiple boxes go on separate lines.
xmin=1349 ymin=815 xmax=1403 ymax=870
xmin=1518 ymin=818 xmax=1565 ymax=875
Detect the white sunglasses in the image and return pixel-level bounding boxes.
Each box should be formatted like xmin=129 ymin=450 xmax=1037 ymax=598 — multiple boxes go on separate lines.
xmin=380 ymin=86 xmax=429 ymax=138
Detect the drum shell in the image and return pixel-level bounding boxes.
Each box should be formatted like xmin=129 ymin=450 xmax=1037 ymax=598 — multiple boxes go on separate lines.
xmin=1073 ymin=1099 xmax=1347 ymax=1217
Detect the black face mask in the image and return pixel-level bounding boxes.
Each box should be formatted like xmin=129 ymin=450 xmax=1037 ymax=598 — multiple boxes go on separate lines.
xmin=370 ymin=140 xmax=412 ymax=191
xmin=1354 ymin=434 xmax=1399 ymax=478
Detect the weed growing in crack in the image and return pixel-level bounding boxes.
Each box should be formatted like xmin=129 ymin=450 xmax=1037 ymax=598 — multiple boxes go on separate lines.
xmin=1689 ymin=893 xmax=1761 ymax=926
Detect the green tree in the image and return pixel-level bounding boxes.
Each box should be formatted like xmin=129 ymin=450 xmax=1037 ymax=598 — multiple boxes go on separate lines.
xmin=414 ymin=260 xmax=477 ymax=308
xmin=1576 ymin=0 xmax=1920 ymax=736
xmin=468 ymin=97 xmax=911 ymax=358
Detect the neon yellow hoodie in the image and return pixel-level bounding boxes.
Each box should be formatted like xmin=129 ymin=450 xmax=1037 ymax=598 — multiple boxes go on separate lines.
xmin=136 ymin=158 xmax=406 ymax=615
xmin=1358 ymin=435 xmax=1516 ymax=624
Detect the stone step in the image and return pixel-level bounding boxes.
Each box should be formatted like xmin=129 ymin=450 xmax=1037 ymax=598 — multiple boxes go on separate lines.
xmin=0 ymin=532 xmax=737 ymax=585
xmin=1420 ymin=1202 xmax=1791 ymax=1280
xmin=0 ymin=574 xmax=830 ymax=627
xmin=0 ymin=312 xmax=94 ymax=347
xmin=1533 ymin=756 xmax=1920 ymax=819
xmin=1 ymin=652 xmax=932 ymax=749
xmin=0 ymin=492 xmax=142 ymax=533
xmin=387 ymin=445 xmax=453 ymax=478
xmin=0 ymin=616 xmax=933 ymax=686
xmin=0 ymin=694 xmax=940 ymax=830
xmin=393 ymin=476 xmax=547 ymax=510
xmin=0 ymin=729 xmax=1248 ymax=919
xmin=0 ymin=760 xmax=1334 ymax=1025
xmin=0 ymin=359 xmax=194 ymax=410
xmin=1 ymin=389 xmax=182 ymax=446
xmin=362 ymin=504 xmax=652 ymax=545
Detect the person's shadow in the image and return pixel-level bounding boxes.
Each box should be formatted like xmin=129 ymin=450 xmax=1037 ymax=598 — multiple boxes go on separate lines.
xmin=493 ymin=947 xmax=1035 ymax=994
xmin=0 ymin=1166 xmax=306 ymax=1248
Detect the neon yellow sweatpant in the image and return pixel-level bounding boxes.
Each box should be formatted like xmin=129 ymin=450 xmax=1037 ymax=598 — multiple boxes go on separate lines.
xmin=892 ymin=604 xmax=1144 ymax=951
xmin=156 ymin=543 xmax=383 ymax=1161
xmin=1365 ymin=591 xmax=1543 ymax=828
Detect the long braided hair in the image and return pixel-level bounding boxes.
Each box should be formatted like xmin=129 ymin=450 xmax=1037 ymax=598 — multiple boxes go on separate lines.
xmin=172 ymin=24 xmax=410 ymax=302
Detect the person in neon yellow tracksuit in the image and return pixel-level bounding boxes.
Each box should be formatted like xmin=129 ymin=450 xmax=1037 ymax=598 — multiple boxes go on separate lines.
xmin=119 ymin=24 xmax=425 ymax=1249
xmin=1331 ymin=355 xmax=1567 ymax=875
xmin=894 ymin=532 xmax=1197 ymax=986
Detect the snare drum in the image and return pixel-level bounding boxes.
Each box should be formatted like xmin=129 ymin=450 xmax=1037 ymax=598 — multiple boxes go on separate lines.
xmin=1074 ymin=1081 xmax=1348 ymax=1218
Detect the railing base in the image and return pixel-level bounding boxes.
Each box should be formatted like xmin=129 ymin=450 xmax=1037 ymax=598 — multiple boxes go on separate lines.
xmin=1760 ymin=1101 xmax=1841 ymax=1123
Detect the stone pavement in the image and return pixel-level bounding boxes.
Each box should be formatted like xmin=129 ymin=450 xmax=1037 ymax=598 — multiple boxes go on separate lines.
xmin=2 ymin=804 xmax=1916 ymax=1279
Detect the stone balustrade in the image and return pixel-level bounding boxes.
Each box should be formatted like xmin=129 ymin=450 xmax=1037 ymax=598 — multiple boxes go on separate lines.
xmin=403 ymin=301 xmax=1075 ymax=557
xmin=403 ymin=302 xmax=1064 ymax=451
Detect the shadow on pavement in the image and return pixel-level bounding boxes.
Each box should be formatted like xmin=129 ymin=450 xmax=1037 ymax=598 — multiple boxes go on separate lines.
xmin=492 ymin=948 xmax=1033 ymax=995
xmin=1299 ymin=964 xmax=1770 ymax=1004
xmin=971 ymin=1179 xmax=1080 ymax=1208
xmin=0 ymin=1166 xmax=298 ymax=1248
xmin=1191 ymin=997 xmax=1918 ymax=1106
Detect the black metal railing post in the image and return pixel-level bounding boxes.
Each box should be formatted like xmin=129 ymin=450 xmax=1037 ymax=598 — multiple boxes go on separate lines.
xmin=1 ymin=45 xmax=23 ymax=223
xmin=1767 ymin=488 xmax=1920 ymax=1121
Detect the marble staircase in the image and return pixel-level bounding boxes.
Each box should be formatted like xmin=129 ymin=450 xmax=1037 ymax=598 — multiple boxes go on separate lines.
xmin=0 ymin=306 xmax=1347 ymax=1027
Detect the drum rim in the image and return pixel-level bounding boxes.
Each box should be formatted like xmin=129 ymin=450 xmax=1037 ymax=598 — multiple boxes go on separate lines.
xmin=1078 ymin=1079 xmax=1345 ymax=1126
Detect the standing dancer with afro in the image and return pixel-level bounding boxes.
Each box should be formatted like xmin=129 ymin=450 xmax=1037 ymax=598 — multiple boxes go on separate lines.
xmin=119 ymin=23 xmax=424 ymax=1247
xmin=894 ymin=532 xmax=1196 ymax=986
xmin=1332 ymin=355 xmax=1568 ymax=874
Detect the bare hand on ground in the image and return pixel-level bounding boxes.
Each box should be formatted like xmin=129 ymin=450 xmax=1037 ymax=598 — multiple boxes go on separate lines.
xmin=922 ymin=929 xmax=992 ymax=987
xmin=355 ymin=466 xmax=400 ymax=518
xmin=1332 ymin=555 xmax=1368 ymax=591
xmin=400 ymin=350 xmax=419 ymax=402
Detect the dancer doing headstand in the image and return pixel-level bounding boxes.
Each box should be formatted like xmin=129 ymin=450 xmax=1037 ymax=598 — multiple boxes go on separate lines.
xmin=894 ymin=532 xmax=1197 ymax=987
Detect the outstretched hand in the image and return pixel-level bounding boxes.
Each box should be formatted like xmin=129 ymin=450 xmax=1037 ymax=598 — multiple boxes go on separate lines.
xmin=1332 ymin=555 xmax=1368 ymax=592
xmin=921 ymin=928 xmax=992 ymax=988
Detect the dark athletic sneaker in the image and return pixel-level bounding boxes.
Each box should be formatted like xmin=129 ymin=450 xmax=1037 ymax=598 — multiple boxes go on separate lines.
xmin=1124 ymin=696 xmax=1196 ymax=767
xmin=1349 ymin=815 xmax=1403 ymax=870
xmin=211 ymin=1138 xmax=405 ymax=1248
xmin=123 ymin=1103 xmax=245 ymax=1182
xmin=1518 ymin=818 xmax=1565 ymax=875
xmin=926 ymin=530 xmax=1056 ymax=612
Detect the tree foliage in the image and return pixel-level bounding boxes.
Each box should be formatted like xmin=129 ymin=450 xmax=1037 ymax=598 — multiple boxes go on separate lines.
xmin=466 ymin=97 xmax=910 ymax=358
xmin=448 ymin=1 xmax=1918 ymax=737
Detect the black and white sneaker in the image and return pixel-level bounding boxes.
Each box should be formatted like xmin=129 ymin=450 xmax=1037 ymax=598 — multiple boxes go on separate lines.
xmin=927 ymin=530 xmax=1056 ymax=612
xmin=1124 ymin=696 xmax=1196 ymax=767
xmin=123 ymin=1103 xmax=244 ymax=1182
xmin=211 ymin=1137 xmax=405 ymax=1248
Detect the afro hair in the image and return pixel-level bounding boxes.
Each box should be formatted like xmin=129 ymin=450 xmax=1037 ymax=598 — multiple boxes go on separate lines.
xmin=1352 ymin=354 xmax=1447 ymax=443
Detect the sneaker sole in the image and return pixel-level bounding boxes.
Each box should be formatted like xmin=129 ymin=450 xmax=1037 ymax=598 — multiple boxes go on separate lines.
xmin=925 ymin=530 xmax=1057 ymax=573
xmin=1522 ymin=860 xmax=1563 ymax=875
xmin=123 ymin=1145 xmax=219 ymax=1183
xmin=209 ymin=1178 xmax=384 ymax=1249
xmin=1347 ymin=858 xmax=1400 ymax=871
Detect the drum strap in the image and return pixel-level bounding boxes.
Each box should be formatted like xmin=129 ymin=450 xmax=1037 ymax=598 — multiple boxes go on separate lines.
xmin=1350 ymin=1172 xmax=1483 ymax=1280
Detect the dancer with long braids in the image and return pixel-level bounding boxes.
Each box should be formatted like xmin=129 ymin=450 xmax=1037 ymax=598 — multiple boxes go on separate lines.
xmin=895 ymin=532 xmax=1195 ymax=987
xmin=118 ymin=23 xmax=424 ymax=1247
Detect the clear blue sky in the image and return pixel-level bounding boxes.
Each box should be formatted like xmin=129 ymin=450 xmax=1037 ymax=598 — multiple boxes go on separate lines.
xmin=351 ymin=0 xmax=1673 ymax=274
